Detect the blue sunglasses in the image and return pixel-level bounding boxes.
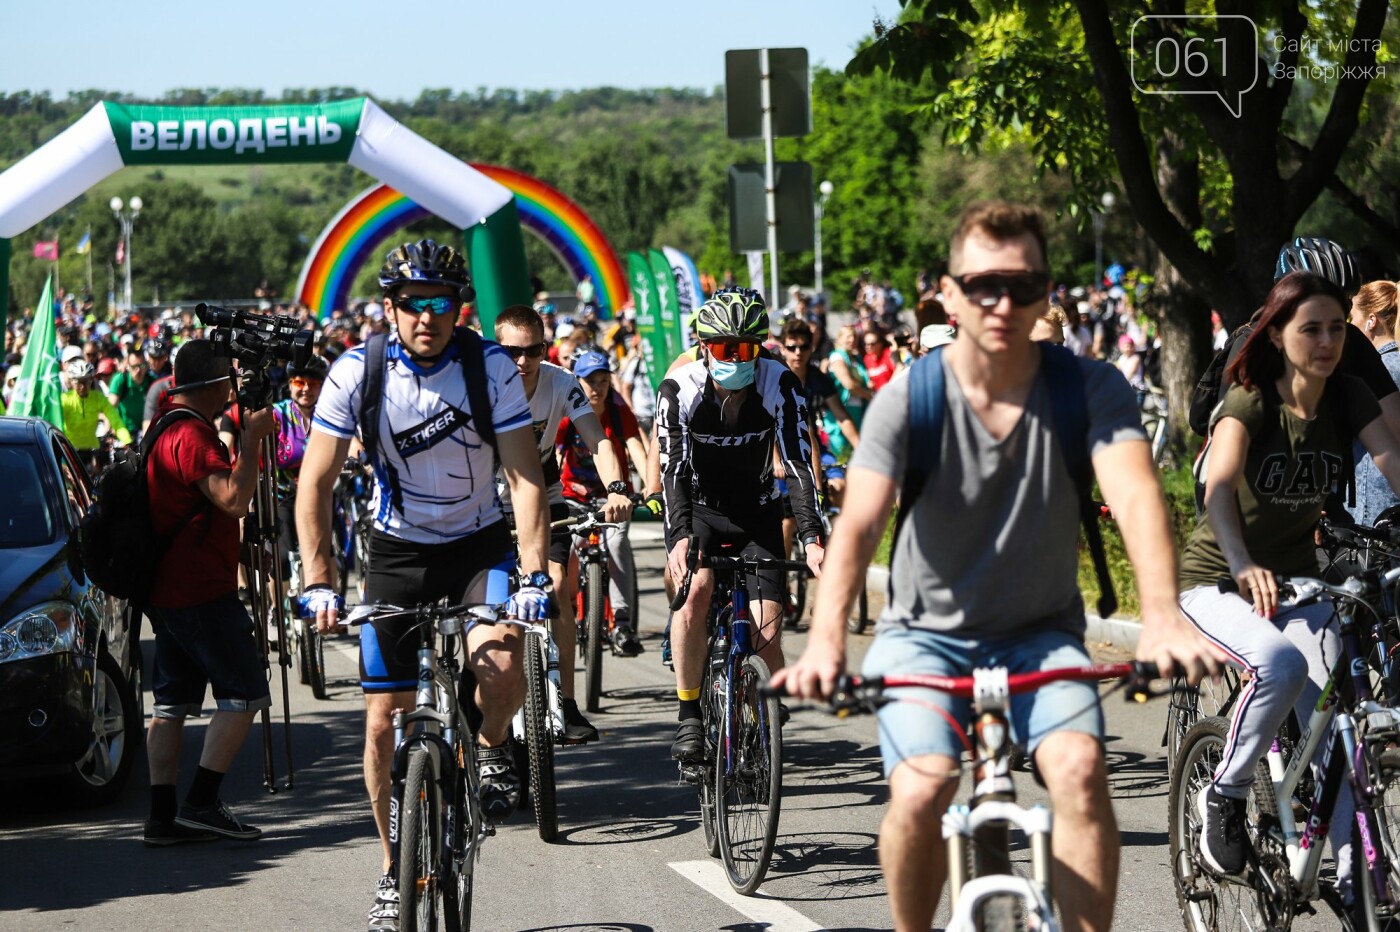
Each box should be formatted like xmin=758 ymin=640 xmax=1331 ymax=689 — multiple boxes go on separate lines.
xmin=396 ymin=295 xmax=458 ymax=316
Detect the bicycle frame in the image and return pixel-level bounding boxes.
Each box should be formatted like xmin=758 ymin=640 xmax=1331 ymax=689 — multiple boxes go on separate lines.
xmin=715 ymin=570 xmax=764 ymax=785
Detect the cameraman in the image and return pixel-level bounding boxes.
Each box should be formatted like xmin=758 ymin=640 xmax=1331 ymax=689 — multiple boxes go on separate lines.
xmin=296 ymin=240 xmax=550 ymax=932
xmin=143 ymin=340 xmax=275 ymax=846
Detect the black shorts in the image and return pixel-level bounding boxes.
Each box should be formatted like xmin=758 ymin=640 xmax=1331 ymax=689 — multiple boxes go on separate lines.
xmin=549 ymin=502 xmax=573 ymax=567
xmin=359 ymin=522 xmax=515 ymax=693
xmin=691 ymin=501 xmax=785 ymax=602
xmin=149 ymin=593 xmax=272 ymax=718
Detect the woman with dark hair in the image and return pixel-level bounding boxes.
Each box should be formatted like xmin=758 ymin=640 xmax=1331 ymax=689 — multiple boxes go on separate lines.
xmin=1178 ymin=272 xmax=1400 ymax=889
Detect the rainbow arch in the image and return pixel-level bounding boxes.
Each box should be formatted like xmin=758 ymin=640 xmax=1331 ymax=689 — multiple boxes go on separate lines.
xmin=296 ymin=165 xmax=627 ymax=318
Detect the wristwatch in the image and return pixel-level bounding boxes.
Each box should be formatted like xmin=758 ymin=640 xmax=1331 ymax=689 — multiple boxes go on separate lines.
xmin=524 ymin=570 xmax=552 ymax=590
xmin=801 ymin=535 xmax=823 ymax=550
xmin=606 ymin=481 xmax=630 ymax=496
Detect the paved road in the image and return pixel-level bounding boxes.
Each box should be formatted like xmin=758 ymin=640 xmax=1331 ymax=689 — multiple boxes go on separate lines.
xmin=0 ymin=524 xmax=1344 ymax=930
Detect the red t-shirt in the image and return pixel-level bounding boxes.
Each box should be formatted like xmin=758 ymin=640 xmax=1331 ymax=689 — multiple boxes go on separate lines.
xmin=555 ymin=394 xmax=640 ymax=503
xmin=864 ymin=347 xmax=898 ymax=391
xmin=146 ymin=405 xmax=241 ymax=608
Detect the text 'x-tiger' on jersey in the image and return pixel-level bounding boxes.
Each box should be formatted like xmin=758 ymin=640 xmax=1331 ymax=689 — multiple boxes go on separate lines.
xmin=312 ymin=337 xmax=531 ymax=544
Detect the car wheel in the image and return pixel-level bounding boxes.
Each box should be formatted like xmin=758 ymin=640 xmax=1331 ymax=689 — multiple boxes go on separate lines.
xmin=66 ymin=650 xmax=141 ymax=807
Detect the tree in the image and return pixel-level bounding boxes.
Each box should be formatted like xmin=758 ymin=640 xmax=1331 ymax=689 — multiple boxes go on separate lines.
xmin=851 ymin=0 xmax=1398 ymax=429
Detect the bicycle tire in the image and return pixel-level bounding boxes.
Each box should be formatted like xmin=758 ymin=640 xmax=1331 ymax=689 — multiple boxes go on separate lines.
xmin=306 ymin=627 xmax=328 ymax=701
xmin=1168 ymin=716 xmax=1282 ymax=932
xmin=970 ymin=820 xmax=1025 ymax=932
xmin=444 ymin=737 xmax=480 ymax=932
xmin=399 ymin=747 xmax=443 ymax=932
xmin=583 ymin=560 xmax=606 ymax=713
xmin=715 ymin=654 xmax=783 ymax=894
xmin=523 ymin=630 xmax=559 ymax=842
xmin=1352 ymin=747 xmax=1400 ymax=931
xmin=1165 ymin=667 xmax=1242 ymax=769
xmin=293 ymin=619 xmax=311 ymax=685
xmin=785 ymin=537 xmax=806 ymax=628
xmin=699 ymin=665 xmax=720 ymax=858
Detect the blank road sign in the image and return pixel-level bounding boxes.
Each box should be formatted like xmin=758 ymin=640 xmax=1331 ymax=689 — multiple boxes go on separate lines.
xmin=727 ymin=162 xmax=814 ymax=254
xmin=724 ymin=48 xmax=812 ymax=140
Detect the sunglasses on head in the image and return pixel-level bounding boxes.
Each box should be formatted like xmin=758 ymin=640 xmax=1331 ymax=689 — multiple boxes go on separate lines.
xmin=784 ymin=342 xmax=811 ymax=353
xmin=951 ymin=271 xmax=1051 ymax=308
xmin=501 ymin=343 xmax=547 ymax=360
xmin=289 ymin=377 xmax=322 ymax=390
xmin=395 ymin=294 xmax=458 ymax=317
xmin=704 ymin=340 xmax=761 ymax=362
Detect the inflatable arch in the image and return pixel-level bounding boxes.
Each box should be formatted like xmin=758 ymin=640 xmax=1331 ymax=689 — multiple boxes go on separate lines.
xmin=0 ymin=98 xmax=532 ymax=334
xmin=298 ymin=168 xmax=626 ymax=321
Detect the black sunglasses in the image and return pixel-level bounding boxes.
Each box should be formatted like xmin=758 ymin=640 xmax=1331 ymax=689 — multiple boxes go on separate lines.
xmin=784 ymin=342 xmax=811 ymax=352
xmin=951 ymin=271 xmax=1051 ymax=308
xmin=500 ymin=343 xmax=547 ymax=360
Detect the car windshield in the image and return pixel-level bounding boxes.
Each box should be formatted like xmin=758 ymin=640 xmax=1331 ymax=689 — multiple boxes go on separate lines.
xmin=0 ymin=444 xmax=57 ymax=548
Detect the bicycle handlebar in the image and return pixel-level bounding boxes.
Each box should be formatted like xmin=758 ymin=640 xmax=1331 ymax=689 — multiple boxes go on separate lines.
xmin=340 ymin=601 xmax=508 ymax=628
xmin=668 ymin=544 xmax=812 ymax=612
xmin=1216 ymin=571 xmax=1400 ymax=607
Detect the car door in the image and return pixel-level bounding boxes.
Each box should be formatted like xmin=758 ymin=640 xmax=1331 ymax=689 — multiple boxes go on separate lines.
xmin=49 ymin=434 xmax=121 ymax=669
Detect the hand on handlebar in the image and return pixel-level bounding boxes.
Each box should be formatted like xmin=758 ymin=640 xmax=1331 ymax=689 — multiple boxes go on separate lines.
xmin=767 ymin=642 xmax=845 ymax=702
xmin=667 ymin=538 xmax=696 ymax=586
xmin=644 ymin=493 xmax=664 ymax=518
xmin=1231 ymin=562 xmax=1278 ymax=619
xmin=507 ymin=586 xmax=552 ymax=622
xmin=299 ymin=585 xmax=346 ymax=634
xmin=804 ymin=541 xmax=825 ymax=580
xmin=603 ymin=491 xmax=632 ymax=524
xmin=1135 ymin=605 xmax=1225 ymax=687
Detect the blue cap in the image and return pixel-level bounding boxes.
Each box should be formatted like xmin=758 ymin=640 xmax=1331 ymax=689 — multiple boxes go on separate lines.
xmin=573 ymin=350 xmax=611 ymax=379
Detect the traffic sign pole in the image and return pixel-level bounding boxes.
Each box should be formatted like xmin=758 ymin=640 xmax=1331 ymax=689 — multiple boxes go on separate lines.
xmin=761 ymin=48 xmax=779 ymax=307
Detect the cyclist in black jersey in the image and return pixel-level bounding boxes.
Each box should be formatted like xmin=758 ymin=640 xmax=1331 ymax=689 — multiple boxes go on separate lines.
xmin=656 ymin=289 xmax=826 ymax=762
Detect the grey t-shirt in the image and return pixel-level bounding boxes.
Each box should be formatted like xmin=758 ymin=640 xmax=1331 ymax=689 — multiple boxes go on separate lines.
xmin=853 ymin=354 xmax=1145 ymax=638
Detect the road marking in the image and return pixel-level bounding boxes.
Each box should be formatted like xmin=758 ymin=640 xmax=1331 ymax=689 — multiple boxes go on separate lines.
xmin=669 ymin=860 xmax=822 ymax=931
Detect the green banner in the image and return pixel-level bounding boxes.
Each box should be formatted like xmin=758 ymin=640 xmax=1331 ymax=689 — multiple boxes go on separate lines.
xmin=466 ymin=199 xmax=533 ymax=337
xmin=647 ymin=248 xmax=681 ymax=364
xmin=11 ymin=275 xmax=64 ymax=429
xmin=104 ymin=99 xmax=363 ymax=165
xmin=627 ymin=251 xmax=666 ymax=393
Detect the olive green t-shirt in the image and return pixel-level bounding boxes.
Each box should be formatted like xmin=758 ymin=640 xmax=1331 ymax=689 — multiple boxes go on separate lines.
xmin=1180 ymin=377 xmax=1379 ymax=589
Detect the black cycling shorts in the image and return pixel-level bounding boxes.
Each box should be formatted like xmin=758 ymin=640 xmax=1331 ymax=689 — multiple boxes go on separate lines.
xmin=691 ymin=501 xmax=785 ymax=603
xmin=359 ymin=522 xmax=514 ymax=693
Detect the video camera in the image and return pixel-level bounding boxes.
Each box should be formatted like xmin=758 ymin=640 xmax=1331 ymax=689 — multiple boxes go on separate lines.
xmin=195 ymin=303 xmax=314 ymax=410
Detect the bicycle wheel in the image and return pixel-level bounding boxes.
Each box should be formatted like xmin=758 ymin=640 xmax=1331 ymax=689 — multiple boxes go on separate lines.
xmin=583 ymin=560 xmax=606 ymax=713
xmin=698 ymin=665 xmax=721 ymax=858
xmin=1169 ymin=716 xmax=1285 ymax=932
xmin=1353 ymin=747 xmax=1400 ymax=931
xmin=784 ymin=538 xmax=806 ymax=629
xmin=305 ymin=626 xmax=328 ymax=701
xmin=715 ymin=654 xmax=782 ymax=894
xmin=444 ymin=738 xmax=480 ymax=932
xmin=1166 ymin=666 xmax=1242 ymax=768
xmin=523 ymin=630 xmax=559 ymax=842
xmin=399 ymin=747 xmax=443 ymax=932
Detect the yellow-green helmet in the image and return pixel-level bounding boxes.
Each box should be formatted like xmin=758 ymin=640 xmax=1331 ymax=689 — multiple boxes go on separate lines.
xmin=695 ymin=288 xmax=768 ymax=341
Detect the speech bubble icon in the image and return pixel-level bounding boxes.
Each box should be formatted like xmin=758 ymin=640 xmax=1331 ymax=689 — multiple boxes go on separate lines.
xmin=1129 ymin=15 xmax=1260 ymax=118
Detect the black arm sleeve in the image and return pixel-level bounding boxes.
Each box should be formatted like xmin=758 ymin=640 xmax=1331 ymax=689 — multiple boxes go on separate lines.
xmin=773 ymin=368 xmax=824 ymax=547
xmin=1342 ymin=326 xmax=1400 ymax=400
xmin=657 ymin=378 xmax=693 ymax=552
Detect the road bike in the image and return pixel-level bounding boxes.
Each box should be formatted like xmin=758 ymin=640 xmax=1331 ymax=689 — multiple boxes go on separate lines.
xmin=343 ymin=600 xmax=540 ymax=931
xmin=671 ymin=543 xmax=811 ymax=894
xmin=771 ymin=662 xmax=1159 ymax=931
xmin=1169 ymin=568 xmax=1400 ymax=932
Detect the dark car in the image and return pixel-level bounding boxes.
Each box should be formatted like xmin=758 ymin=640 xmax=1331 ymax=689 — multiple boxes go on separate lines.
xmin=0 ymin=416 xmax=141 ymax=805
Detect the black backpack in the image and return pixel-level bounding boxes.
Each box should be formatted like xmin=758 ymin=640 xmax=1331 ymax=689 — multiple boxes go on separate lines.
xmin=1188 ymin=325 xmax=1252 ymax=437
xmin=358 ymin=328 xmax=498 ymax=466
xmin=79 ymin=408 xmax=204 ymax=602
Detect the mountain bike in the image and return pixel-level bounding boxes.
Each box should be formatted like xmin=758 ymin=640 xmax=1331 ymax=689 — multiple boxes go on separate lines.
xmin=333 ymin=456 xmax=373 ymax=602
xmin=770 ymin=662 xmax=1160 ymax=931
xmin=1169 ymin=567 xmax=1400 ymax=932
xmin=342 ymin=600 xmax=535 ymax=932
xmin=510 ymin=594 xmax=563 ymax=844
xmin=285 ymin=547 xmax=328 ymax=700
xmin=562 ymin=505 xmax=624 ymax=713
xmin=671 ymin=542 xmax=811 ymax=894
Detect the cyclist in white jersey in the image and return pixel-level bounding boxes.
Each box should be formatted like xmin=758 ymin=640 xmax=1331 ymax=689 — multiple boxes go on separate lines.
xmin=296 ymin=240 xmax=551 ymax=932
xmin=493 ymin=304 xmax=636 ymax=743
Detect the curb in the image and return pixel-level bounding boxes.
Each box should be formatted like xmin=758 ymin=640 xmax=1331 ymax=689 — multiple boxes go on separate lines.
xmin=865 ymin=565 xmax=1143 ymax=651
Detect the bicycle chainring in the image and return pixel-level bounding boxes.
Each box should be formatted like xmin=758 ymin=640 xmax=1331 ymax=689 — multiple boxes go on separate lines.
xmin=1251 ymin=850 xmax=1295 ymax=931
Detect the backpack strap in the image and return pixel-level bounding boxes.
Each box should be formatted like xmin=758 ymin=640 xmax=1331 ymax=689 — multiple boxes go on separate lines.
xmin=359 ymin=334 xmax=388 ymax=467
xmin=453 ymin=327 xmax=497 ymax=458
xmin=1038 ymin=342 xmax=1118 ymax=619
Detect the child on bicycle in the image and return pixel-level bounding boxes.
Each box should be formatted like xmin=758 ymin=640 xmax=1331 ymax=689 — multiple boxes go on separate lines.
xmin=556 ymin=350 xmax=650 ymax=654
xmin=1180 ymin=271 xmax=1400 ymax=888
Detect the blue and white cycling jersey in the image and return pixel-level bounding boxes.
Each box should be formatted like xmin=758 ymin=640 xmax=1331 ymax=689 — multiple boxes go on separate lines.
xmin=312 ymin=336 xmax=531 ymax=544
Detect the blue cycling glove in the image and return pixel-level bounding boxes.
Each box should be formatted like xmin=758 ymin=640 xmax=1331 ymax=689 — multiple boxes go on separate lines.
xmin=298 ymin=585 xmax=344 ymax=619
xmin=507 ymin=586 xmax=552 ymax=622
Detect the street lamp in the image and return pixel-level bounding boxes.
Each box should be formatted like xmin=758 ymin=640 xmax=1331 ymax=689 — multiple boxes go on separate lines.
xmin=814 ymin=179 xmax=834 ymax=296
xmin=1093 ymin=191 xmax=1115 ymax=289
xmin=110 ymin=195 xmax=142 ymax=311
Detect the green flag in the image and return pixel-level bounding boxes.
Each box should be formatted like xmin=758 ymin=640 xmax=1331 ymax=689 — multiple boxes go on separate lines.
xmin=647 ymin=249 xmax=682 ymax=364
xmin=10 ymin=276 xmax=64 ymax=430
xmin=627 ymin=252 xmax=668 ymax=393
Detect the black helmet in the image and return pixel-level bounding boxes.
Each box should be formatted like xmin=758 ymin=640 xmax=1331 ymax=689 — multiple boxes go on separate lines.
xmin=287 ymin=355 xmax=329 ymax=381
xmin=378 ymin=239 xmax=476 ymax=302
xmin=1275 ymin=237 xmax=1360 ymax=294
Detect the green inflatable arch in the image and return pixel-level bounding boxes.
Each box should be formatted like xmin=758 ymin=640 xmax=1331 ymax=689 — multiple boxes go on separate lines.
xmin=0 ymin=98 xmax=533 ymax=334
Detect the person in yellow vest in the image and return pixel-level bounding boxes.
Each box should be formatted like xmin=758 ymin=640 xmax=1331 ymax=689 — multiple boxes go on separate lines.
xmin=61 ymin=359 xmax=132 ymax=473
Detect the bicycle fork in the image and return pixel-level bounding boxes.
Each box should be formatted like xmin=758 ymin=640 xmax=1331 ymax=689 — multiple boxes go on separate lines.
xmin=944 ymin=801 xmax=1057 ymax=932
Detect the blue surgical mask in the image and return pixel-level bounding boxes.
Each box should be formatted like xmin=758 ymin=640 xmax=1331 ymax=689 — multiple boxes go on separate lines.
xmin=710 ymin=358 xmax=756 ymax=390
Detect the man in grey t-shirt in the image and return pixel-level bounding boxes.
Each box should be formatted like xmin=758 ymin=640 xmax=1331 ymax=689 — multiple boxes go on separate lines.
xmin=772 ymin=201 xmax=1220 ymax=932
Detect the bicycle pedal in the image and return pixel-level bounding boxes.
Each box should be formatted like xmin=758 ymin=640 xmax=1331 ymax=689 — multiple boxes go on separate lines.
xmin=678 ymin=763 xmax=706 ymax=785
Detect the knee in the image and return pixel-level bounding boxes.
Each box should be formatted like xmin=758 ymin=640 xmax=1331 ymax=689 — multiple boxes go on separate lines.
xmin=887 ymin=759 xmax=960 ymax=826
xmin=1258 ymin=643 xmax=1308 ymax=696
xmin=1036 ymin=734 xmax=1107 ymax=812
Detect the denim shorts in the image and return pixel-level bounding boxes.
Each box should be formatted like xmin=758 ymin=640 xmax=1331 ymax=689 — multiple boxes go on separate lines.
xmin=860 ymin=625 xmax=1104 ymax=777
xmin=148 ymin=592 xmax=271 ymax=718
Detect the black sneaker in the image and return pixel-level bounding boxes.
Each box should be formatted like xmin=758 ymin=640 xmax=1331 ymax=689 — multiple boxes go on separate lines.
xmin=477 ymin=743 xmax=521 ymax=820
xmin=561 ymin=698 xmax=600 ymax=744
xmin=367 ymin=871 xmax=399 ymax=931
xmin=672 ymin=717 xmax=704 ymax=763
xmin=174 ymin=800 xmax=262 ymax=841
xmin=142 ymin=818 xmax=220 ymax=848
xmin=1197 ymin=785 xmax=1247 ymax=874
xmin=611 ymin=624 xmax=643 ymax=658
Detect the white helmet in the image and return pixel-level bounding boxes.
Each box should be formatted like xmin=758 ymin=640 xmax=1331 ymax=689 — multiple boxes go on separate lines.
xmin=64 ymin=359 xmax=95 ymax=381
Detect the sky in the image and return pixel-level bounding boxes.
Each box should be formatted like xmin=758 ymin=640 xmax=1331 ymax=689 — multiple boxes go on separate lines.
xmin=2 ymin=1 xmax=903 ymax=100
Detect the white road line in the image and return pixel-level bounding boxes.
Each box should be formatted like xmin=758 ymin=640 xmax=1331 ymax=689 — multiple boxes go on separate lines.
xmin=669 ymin=860 xmax=823 ymax=931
